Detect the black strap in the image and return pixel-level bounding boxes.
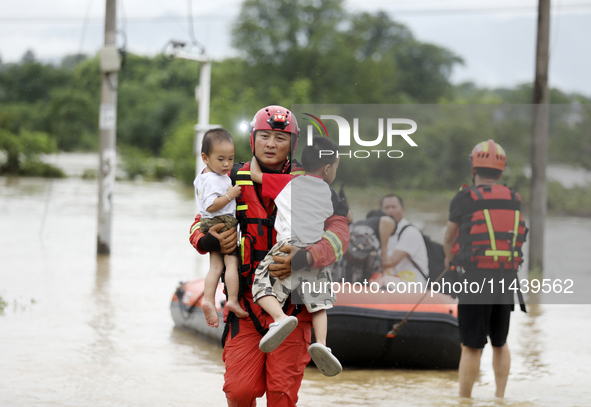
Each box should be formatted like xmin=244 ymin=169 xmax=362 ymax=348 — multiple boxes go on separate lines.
xmin=240 ymin=271 xmax=267 ymax=336
xmin=244 ymin=217 xmax=276 ymax=226
xmin=221 ymin=311 xmax=240 ymax=348
xmin=221 ymin=275 xmax=268 ymax=347
xmin=470 ymin=199 xmax=521 ymax=211
xmin=466 ymin=185 xmax=521 ymax=212
xmin=517 ymin=282 xmax=527 ymax=312
xmin=397 ymin=224 xmax=412 ymax=237
xmin=468 ymin=247 xmax=524 ymax=258
xmin=244 ymin=299 xmax=267 ymax=336
xmin=397 ymin=224 xmax=428 ymax=281
xmin=457 ymin=231 xmax=527 ymax=245
xmin=235 ymin=173 xmax=252 ymax=181
xmin=221 ymin=314 xmax=232 ymax=347
xmin=230 ymin=162 xmax=244 ymax=185
xmin=468 ymin=185 xmax=519 ymax=202
xmin=510 ymin=188 xmax=518 ymax=202
xmin=286 ymin=291 xmax=305 ymax=318
xmin=468 ymin=185 xmax=484 ymax=200
xmin=511 ymin=270 xmax=527 ymax=313
xmin=253 ymin=249 xmax=269 ymax=262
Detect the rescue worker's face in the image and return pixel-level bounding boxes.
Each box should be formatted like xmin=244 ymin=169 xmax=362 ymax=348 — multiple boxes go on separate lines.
xmin=254 ymin=130 xmax=291 ymax=171
xmin=381 ymin=196 xmax=404 ymax=223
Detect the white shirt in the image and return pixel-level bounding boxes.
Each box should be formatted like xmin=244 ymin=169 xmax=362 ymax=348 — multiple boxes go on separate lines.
xmin=193 ymin=170 xmax=236 ymax=218
xmin=386 ymin=218 xmax=429 ymax=283
xmin=262 ymin=174 xmax=333 ymax=245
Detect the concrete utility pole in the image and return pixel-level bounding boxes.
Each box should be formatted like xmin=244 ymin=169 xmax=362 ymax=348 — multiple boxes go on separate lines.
xmin=195 ymin=57 xmax=212 ymax=176
xmin=529 ymin=0 xmax=551 ymax=274
xmin=97 ymin=0 xmax=121 ymax=254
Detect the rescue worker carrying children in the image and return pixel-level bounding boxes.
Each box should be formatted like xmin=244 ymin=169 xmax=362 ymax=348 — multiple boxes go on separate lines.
xmin=443 ymin=139 xmax=527 ymax=399
xmin=189 ymin=105 xmax=350 ymax=407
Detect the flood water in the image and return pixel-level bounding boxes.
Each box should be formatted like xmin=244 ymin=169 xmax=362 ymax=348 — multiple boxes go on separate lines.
xmin=2 ymin=169 xmax=591 ymax=406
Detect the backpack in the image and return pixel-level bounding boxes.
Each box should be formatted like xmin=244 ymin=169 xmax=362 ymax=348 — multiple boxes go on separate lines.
xmin=345 ymin=229 xmax=378 ymax=266
xmin=334 ymin=222 xmax=381 ymax=283
xmin=398 ymin=224 xmax=446 ymax=280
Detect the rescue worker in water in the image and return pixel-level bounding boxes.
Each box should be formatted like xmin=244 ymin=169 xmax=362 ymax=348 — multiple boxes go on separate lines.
xmin=443 ymin=139 xmax=528 ymax=398
xmin=189 ymin=105 xmax=350 ymax=406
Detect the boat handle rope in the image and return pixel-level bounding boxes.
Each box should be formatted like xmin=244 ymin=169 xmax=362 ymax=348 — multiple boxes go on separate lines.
xmin=386 ymin=266 xmax=454 ymax=338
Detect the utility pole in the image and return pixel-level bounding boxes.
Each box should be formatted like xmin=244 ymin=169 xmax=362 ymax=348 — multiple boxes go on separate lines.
xmin=166 ymin=42 xmax=217 ymax=176
xmin=195 ymin=59 xmax=212 ymax=176
xmin=97 ymin=0 xmax=121 ymax=255
xmin=529 ymin=0 xmax=551 ymax=274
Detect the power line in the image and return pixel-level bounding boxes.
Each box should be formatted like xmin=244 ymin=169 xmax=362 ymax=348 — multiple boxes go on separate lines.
xmin=3 ymin=3 xmax=591 ymax=23
xmin=78 ymin=0 xmax=94 ymax=56
xmin=119 ymin=0 xmax=127 ymax=32
xmin=549 ymin=0 xmax=562 ymax=61
xmin=186 ymin=0 xmax=206 ymax=53
xmin=383 ymin=3 xmax=591 ymax=15
xmin=0 ymin=15 xmax=235 ymax=24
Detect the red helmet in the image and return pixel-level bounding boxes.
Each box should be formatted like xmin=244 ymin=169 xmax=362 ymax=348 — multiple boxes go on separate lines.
xmin=469 ymin=139 xmax=506 ymax=171
xmin=249 ymin=105 xmax=300 ymax=153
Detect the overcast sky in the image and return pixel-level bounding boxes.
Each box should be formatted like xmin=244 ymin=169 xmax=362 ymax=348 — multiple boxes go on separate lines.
xmin=1 ymin=0 xmax=590 ymax=96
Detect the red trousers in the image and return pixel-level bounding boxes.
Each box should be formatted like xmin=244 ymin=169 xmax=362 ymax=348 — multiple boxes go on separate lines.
xmin=222 ymin=317 xmax=312 ymax=407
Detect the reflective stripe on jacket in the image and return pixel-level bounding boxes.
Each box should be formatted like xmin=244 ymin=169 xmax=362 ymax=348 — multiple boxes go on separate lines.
xmin=453 ymin=184 xmax=528 ymax=270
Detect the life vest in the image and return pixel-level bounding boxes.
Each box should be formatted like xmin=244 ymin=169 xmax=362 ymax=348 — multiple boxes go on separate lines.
xmin=221 ymin=160 xmax=306 ymax=345
xmin=233 ymin=161 xmax=278 ymax=283
xmin=453 ymin=184 xmax=528 ymax=270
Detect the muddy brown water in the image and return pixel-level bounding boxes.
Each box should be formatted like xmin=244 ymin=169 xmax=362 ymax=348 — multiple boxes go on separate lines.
xmin=1 ymin=175 xmax=591 ymax=406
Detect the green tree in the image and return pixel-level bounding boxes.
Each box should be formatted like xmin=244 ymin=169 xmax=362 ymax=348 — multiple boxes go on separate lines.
xmin=21 ymin=50 xmax=36 ymax=64
xmin=162 ymin=122 xmax=198 ymax=185
xmin=231 ymin=1 xmax=462 ymax=103
xmin=61 ymin=53 xmax=88 ymax=70
xmin=45 ymin=88 xmax=98 ymax=151
xmin=0 ymin=128 xmax=64 ymax=177
xmin=232 ymin=0 xmax=345 ymax=66
xmin=0 ymin=59 xmax=70 ymax=104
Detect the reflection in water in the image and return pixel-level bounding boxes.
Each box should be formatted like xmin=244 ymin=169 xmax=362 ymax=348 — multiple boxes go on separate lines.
xmin=516 ymin=302 xmax=548 ymax=379
xmin=169 ymin=327 xmax=225 ymax=373
xmin=89 ymin=254 xmax=115 ymax=366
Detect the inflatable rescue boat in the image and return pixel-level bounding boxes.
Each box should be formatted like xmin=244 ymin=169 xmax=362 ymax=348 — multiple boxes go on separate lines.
xmin=171 ymin=280 xmax=461 ymax=369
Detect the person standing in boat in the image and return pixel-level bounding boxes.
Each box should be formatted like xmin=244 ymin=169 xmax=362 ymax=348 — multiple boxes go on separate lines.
xmin=189 ymin=105 xmax=350 ymax=406
xmin=443 ymin=139 xmax=528 ymax=398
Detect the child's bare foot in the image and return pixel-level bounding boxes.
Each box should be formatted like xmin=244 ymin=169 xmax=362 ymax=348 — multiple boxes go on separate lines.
xmin=225 ymin=300 xmax=249 ymax=318
xmin=201 ymin=300 xmax=219 ymax=328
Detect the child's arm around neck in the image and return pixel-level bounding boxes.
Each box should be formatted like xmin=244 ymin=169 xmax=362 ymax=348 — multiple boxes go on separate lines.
xmin=250 ymin=157 xmax=263 ymax=184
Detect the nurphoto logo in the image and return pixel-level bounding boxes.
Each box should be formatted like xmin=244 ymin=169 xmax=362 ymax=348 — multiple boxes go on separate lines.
xmin=302 ymin=113 xmax=418 ymax=159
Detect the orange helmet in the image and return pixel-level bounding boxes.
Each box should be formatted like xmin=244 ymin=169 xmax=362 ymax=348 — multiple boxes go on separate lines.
xmin=469 ymin=139 xmax=506 ymax=171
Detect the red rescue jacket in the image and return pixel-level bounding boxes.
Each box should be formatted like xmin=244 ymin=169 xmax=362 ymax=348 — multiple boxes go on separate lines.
xmin=189 ymin=160 xmax=350 ymax=341
xmin=452 ymin=184 xmax=528 ymax=270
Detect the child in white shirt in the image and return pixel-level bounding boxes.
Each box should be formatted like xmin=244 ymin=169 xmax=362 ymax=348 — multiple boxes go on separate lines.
xmin=250 ymin=136 xmax=350 ymax=376
xmin=194 ymin=129 xmax=248 ymax=328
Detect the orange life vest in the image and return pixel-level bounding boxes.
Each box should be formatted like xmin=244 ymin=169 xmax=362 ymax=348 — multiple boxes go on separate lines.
xmin=453 ymin=184 xmax=528 ymax=270
xmin=233 ymin=161 xmax=278 ymax=283
xmin=222 ymin=161 xmax=306 ymax=344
